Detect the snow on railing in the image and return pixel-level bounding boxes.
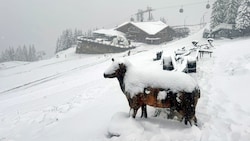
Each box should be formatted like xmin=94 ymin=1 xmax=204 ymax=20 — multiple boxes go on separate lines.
xmin=162 ymin=39 xmax=214 ymax=73
xmin=77 ymin=37 xmax=134 ymax=49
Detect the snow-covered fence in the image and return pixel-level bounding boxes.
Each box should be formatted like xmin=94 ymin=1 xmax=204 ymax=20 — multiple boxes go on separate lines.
xmin=162 ymin=48 xmax=196 ymax=73
xmin=192 ymin=39 xmax=214 ymax=59
xmin=199 ymin=49 xmax=213 ymax=58
xmin=76 ymin=37 xmax=135 ymax=54
xmin=163 ymin=39 xmax=214 ymax=73
xmin=104 ymin=58 xmax=200 ymax=125
xmin=163 ymin=55 xmax=197 ymax=74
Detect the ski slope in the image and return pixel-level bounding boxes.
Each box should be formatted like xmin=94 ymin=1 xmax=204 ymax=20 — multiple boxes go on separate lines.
xmin=1 ymin=30 xmax=250 ymax=141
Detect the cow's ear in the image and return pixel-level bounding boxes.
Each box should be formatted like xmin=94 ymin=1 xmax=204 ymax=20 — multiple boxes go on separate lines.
xmin=112 ymin=58 xmax=114 ymax=62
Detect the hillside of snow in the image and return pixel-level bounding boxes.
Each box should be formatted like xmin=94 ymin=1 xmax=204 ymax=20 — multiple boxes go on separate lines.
xmin=1 ymin=30 xmax=250 ymax=141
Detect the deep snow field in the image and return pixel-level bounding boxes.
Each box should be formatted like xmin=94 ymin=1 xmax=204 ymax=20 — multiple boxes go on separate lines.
xmin=1 ymin=29 xmax=250 ymax=141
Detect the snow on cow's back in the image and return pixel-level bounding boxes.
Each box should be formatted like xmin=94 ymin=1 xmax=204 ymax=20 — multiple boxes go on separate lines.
xmin=124 ymin=64 xmax=199 ymax=98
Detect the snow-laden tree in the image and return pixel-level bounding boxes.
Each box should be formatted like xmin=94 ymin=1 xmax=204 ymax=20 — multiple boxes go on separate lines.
xmin=160 ymin=17 xmax=167 ymax=24
xmin=15 ymin=46 xmax=23 ymax=61
xmin=0 ymin=45 xmax=40 ymax=62
xmin=55 ymin=38 xmax=61 ymax=53
xmin=62 ymin=29 xmax=73 ymax=51
xmin=210 ymin=0 xmax=227 ymax=29
xmin=55 ymin=29 xmax=82 ymax=53
xmin=73 ymin=29 xmax=83 ymax=44
xmin=28 ymin=45 xmax=37 ymax=61
xmin=225 ymin=0 xmax=241 ymax=24
xmin=0 ymin=47 xmax=15 ymax=62
xmin=55 ymin=29 xmax=73 ymax=53
xmin=235 ymin=0 xmax=250 ymax=34
xmin=22 ymin=45 xmax=28 ymax=61
xmin=8 ymin=47 xmax=15 ymax=61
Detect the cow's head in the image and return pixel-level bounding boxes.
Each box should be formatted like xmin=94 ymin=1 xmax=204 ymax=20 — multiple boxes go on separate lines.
xmin=104 ymin=58 xmax=128 ymax=79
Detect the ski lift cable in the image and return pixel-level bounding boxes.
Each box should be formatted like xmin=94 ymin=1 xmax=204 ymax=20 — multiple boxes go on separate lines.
xmin=93 ymin=0 xmax=213 ymax=30
xmin=131 ymin=0 xmax=213 ymax=16
xmin=156 ymin=1 xmax=210 ymax=11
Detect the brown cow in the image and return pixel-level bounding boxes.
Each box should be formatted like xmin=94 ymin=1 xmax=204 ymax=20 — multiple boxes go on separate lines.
xmin=104 ymin=58 xmax=200 ymax=126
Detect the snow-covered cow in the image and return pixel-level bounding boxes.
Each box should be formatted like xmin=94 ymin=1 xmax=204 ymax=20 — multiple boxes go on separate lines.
xmin=104 ymin=58 xmax=200 ymax=125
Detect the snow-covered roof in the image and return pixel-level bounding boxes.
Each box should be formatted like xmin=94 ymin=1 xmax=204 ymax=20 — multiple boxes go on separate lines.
xmin=93 ymin=28 xmax=125 ymax=37
xmin=117 ymin=21 xmax=168 ymax=35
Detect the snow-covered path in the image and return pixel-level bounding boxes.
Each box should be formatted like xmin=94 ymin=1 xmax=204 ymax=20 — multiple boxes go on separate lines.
xmin=198 ymin=38 xmax=250 ymax=141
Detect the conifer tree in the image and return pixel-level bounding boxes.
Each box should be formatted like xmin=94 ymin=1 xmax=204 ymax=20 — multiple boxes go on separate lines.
xmin=225 ymin=0 xmax=241 ymax=24
xmin=15 ymin=46 xmax=23 ymax=61
xmin=55 ymin=28 xmax=83 ymax=53
xmin=0 ymin=44 xmax=40 ymax=62
xmin=210 ymin=0 xmax=227 ymax=29
xmin=28 ymin=45 xmax=37 ymax=61
xmin=235 ymin=0 xmax=250 ymax=34
xmin=22 ymin=45 xmax=28 ymax=61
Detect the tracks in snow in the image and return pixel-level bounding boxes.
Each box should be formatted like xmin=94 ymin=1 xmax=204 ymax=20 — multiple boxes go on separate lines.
xmin=0 ymin=57 xmax=110 ymax=94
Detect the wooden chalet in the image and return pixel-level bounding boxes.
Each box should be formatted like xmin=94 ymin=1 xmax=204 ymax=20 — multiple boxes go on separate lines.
xmin=76 ymin=21 xmax=175 ymax=54
xmin=116 ymin=21 xmax=175 ymax=44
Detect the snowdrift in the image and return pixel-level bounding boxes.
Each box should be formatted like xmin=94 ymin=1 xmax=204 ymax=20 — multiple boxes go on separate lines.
xmin=107 ymin=112 xmax=201 ymax=141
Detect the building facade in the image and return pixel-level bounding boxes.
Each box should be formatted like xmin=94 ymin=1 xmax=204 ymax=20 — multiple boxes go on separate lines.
xmin=116 ymin=21 xmax=175 ymax=44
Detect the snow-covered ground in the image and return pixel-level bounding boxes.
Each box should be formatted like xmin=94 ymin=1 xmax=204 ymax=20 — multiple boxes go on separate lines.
xmin=0 ymin=30 xmax=250 ymax=141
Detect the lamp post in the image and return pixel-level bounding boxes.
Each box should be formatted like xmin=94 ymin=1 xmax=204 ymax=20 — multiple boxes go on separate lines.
xmin=200 ymin=12 xmax=207 ymax=28
xmin=184 ymin=16 xmax=188 ymax=27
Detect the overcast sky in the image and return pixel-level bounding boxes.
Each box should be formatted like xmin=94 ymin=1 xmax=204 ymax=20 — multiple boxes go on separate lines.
xmin=0 ymin=0 xmax=214 ymax=57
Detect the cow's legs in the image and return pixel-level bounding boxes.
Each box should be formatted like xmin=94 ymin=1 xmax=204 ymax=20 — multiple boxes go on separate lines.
xmin=140 ymin=104 xmax=147 ymax=118
xmin=129 ymin=108 xmax=139 ymax=118
xmin=193 ymin=116 xmax=198 ymax=126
